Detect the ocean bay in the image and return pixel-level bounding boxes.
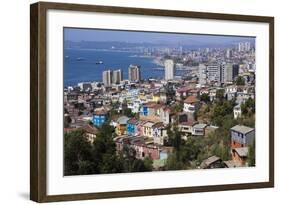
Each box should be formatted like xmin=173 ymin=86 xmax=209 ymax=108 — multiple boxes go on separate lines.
xmin=64 ymin=48 xmax=165 ymax=86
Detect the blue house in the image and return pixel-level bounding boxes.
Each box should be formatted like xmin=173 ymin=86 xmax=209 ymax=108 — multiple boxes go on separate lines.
xmin=140 ymin=105 xmax=148 ymax=116
xmin=127 ymin=118 xmax=138 ymax=136
xmin=230 ymin=125 xmax=255 ymax=148
xmin=92 ymin=109 xmax=108 ymax=126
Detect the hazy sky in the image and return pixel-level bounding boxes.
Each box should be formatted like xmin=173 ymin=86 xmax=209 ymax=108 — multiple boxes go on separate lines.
xmin=64 ymin=28 xmax=255 ymax=45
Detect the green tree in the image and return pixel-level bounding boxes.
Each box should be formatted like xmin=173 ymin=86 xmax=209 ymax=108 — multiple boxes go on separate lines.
xmin=119 ymin=145 xmax=153 ymax=172
xmin=215 ymin=89 xmax=225 ymax=104
xmin=248 ymin=140 xmax=255 ymax=166
xmin=166 ymin=126 xmax=183 ymax=152
xmin=241 ymin=97 xmax=255 ymax=116
xmin=165 ymin=125 xmax=173 ymax=146
xmin=166 ymin=152 xmax=185 ymax=170
xmin=174 ymin=101 xmax=184 ymax=112
xmin=64 ymin=123 xmax=155 ymax=175
xmin=211 ymin=143 xmax=230 ymax=161
xmin=123 ymin=108 xmax=135 ymax=117
xmin=64 ymin=130 xmax=94 ymax=175
xmin=236 ymin=76 xmax=245 ymax=85
xmin=200 ymin=93 xmax=210 ymax=103
xmin=143 ymin=157 xmax=153 ymax=171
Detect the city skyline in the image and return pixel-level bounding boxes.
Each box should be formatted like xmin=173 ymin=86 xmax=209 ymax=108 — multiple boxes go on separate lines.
xmin=64 ymin=28 xmax=255 ymax=46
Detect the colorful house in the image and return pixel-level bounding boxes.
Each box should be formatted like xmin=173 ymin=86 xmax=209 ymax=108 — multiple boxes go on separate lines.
xmin=152 ymin=93 xmax=160 ymax=102
xmin=81 ymin=124 xmax=99 ymax=144
xmin=159 ymin=106 xmax=174 ymax=125
xmin=114 ymin=136 xmax=161 ymax=161
xmin=183 ymin=96 xmax=200 ymax=113
xmin=140 ymin=103 xmax=149 ymax=116
xmin=92 ymin=108 xmax=108 ymax=126
xmin=136 ymin=120 xmax=147 ymax=136
xmin=178 ymin=121 xmax=196 ymax=137
xmin=127 ymin=118 xmax=138 ymax=136
xmin=116 ymin=116 xmax=130 ymax=136
xmin=230 ymin=125 xmax=255 ymax=149
xmin=192 ymin=123 xmax=207 ymax=136
xmin=139 ymin=102 xmax=163 ymax=121
xmin=200 ymin=155 xmax=226 ymax=169
xmin=143 ymin=121 xmax=154 ymax=138
xmin=231 ymin=147 xmax=249 ymax=166
xmin=152 ymin=122 xmax=167 ymax=145
xmin=175 ymin=87 xmax=190 ymax=100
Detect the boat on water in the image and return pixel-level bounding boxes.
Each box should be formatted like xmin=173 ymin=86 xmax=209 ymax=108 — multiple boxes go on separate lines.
xmin=95 ymin=60 xmax=103 ymax=64
xmin=76 ymin=57 xmax=85 ymax=61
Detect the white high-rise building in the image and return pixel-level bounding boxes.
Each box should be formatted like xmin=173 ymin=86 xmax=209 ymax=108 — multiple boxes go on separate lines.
xmin=245 ymin=42 xmax=251 ymax=51
xmin=238 ymin=42 xmax=244 ymax=52
xmin=221 ymin=63 xmax=234 ymax=83
xmin=207 ymin=64 xmax=220 ymax=83
xmin=113 ymin=69 xmax=123 ymax=84
xmin=164 ymin=59 xmax=175 ymax=80
xmin=198 ymin=64 xmax=207 ymax=86
xmin=102 ymin=70 xmax=113 ymax=86
xmin=238 ymin=42 xmax=251 ymax=52
xmin=226 ymin=49 xmax=232 ymax=58
xmin=128 ymin=65 xmax=141 ymax=82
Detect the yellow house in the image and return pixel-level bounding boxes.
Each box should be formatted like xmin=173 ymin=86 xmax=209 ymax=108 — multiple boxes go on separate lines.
xmin=143 ymin=121 xmax=154 ymax=138
xmin=152 ymin=94 xmax=160 ymax=102
xmin=116 ymin=116 xmax=130 ymax=136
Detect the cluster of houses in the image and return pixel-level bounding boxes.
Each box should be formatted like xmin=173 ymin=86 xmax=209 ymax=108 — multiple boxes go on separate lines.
xmin=64 ymin=69 xmax=255 ymax=170
xmin=200 ymin=124 xmax=255 ymax=169
xmin=91 ymin=100 xmax=215 ymax=168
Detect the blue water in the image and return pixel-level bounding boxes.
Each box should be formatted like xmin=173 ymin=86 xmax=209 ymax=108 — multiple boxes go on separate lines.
xmin=64 ymin=48 xmax=165 ymax=86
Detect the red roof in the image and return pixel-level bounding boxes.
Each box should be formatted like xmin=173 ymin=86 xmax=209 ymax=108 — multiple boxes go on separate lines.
xmin=177 ymin=87 xmax=190 ymax=93
xmin=82 ymin=124 xmax=98 ymax=134
xmin=144 ymin=102 xmax=164 ymax=109
xmin=184 ymin=96 xmax=199 ymax=104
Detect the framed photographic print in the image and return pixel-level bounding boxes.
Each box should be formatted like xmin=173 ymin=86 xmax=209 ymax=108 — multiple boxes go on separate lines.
xmin=30 ymin=1 xmax=274 ymax=202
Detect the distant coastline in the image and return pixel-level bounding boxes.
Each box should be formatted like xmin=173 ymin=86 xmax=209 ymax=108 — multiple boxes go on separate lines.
xmin=64 ymin=48 xmax=166 ymax=86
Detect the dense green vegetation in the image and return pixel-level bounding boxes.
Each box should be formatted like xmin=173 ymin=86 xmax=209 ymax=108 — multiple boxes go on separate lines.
xmin=165 ymin=126 xmax=231 ymax=170
xmin=64 ymin=123 xmax=153 ymax=175
xmin=165 ymin=89 xmax=256 ymax=169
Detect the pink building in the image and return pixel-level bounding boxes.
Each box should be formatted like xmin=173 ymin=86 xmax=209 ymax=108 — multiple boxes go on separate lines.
xmin=114 ymin=136 xmax=161 ymax=160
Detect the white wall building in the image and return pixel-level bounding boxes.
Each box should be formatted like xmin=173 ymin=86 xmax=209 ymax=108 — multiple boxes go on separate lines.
xmin=198 ymin=64 xmax=207 ymax=86
xmin=164 ymin=59 xmax=175 ymax=80
xmin=112 ymin=69 xmax=123 ymax=84
xmin=128 ymin=65 xmax=141 ymax=82
xmin=221 ymin=63 xmax=234 ymax=83
xmin=207 ymin=64 xmax=221 ymax=83
xmin=233 ymin=104 xmax=242 ymax=119
xmin=102 ymin=70 xmax=113 ymax=86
